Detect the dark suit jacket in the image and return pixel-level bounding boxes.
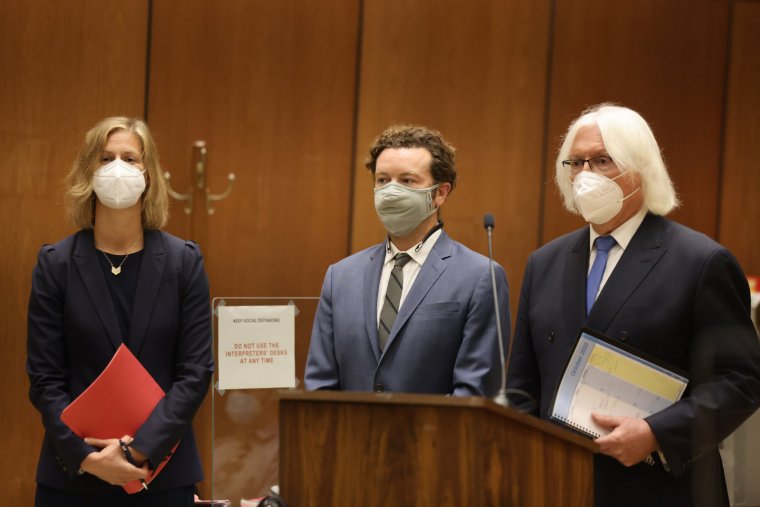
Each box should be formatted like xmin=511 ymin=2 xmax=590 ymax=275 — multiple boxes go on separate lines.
xmin=305 ymin=231 xmax=510 ymax=396
xmin=508 ymin=213 xmax=760 ymax=507
xmin=27 ymin=229 xmax=214 ymax=494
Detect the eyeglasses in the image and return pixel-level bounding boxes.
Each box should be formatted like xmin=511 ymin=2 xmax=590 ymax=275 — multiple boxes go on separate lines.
xmin=562 ymin=156 xmax=617 ymax=175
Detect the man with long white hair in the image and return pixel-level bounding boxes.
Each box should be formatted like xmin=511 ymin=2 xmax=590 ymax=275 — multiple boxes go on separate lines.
xmin=508 ymin=103 xmax=760 ymax=506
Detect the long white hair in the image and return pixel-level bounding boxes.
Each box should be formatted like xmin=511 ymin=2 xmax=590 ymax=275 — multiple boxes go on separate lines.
xmin=554 ymin=103 xmax=679 ymax=215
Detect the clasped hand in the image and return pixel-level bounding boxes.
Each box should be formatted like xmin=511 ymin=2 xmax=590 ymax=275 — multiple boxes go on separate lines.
xmin=592 ymin=413 xmax=659 ymax=467
xmin=80 ymin=435 xmax=148 ymax=486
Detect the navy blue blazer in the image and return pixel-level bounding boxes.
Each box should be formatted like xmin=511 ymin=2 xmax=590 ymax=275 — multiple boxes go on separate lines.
xmin=305 ymin=231 xmax=510 ymax=397
xmin=27 ymin=229 xmax=214 ymax=494
xmin=508 ymin=213 xmax=760 ymax=507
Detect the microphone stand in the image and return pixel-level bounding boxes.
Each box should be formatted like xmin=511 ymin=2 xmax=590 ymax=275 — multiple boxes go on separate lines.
xmin=484 ymin=214 xmax=509 ymax=407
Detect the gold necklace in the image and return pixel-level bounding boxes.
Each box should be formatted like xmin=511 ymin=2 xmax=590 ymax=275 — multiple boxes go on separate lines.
xmin=101 ymin=235 xmax=142 ymax=276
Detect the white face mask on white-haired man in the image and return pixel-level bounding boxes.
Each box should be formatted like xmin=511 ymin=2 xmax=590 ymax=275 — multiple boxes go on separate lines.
xmin=508 ymin=103 xmax=760 ymax=507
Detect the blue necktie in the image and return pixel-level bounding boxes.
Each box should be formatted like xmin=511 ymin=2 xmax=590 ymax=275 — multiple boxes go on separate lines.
xmin=586 ymin=235 xmax=616 ymax=315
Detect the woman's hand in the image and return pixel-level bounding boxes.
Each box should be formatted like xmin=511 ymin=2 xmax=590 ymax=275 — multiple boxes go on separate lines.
xmin=80 ymin=435 xmax=148 ymax=486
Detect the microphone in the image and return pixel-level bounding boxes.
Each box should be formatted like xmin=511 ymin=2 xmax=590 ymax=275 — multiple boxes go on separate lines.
xmin=484 ymin=214 xmax=510 ymax=407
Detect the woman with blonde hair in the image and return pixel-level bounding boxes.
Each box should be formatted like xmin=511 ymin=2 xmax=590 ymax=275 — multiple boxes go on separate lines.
xmin=27 ymin=117 xmax=213 ymax=506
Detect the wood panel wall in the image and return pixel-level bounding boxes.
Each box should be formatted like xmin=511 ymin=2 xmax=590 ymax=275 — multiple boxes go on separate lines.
xmin=350 ymin=0 xmax=552 ymax=313
xmin=1 ymin=0 xmax=758 ymax=505
xmin=0 ymin=1 xmax=148 ymax=503
xmin=720 ymin=1 xmax=760 ymax=276
xmin=146 ymin=0 xmax=360 ymax=499
xmin=147 ymin=0 xmax=359 ymax=327
xmin=542 ymin=0 xmax=730 ymax=244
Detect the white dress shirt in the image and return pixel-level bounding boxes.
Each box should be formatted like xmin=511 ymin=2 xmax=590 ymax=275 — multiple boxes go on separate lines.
xmin=376 ymin=229 xmax=443 ymax=326
xmin=587 ymin=208 xmax=648 ymax=300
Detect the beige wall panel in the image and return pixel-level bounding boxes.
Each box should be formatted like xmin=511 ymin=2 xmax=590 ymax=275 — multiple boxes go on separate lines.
xmin=720 ymin=1 xmax=760 ymax=276
xmin=543 ymin=0 xmax=729 ymax=243
xmin=148 ymin=0 xmax=360 ymax=499
xmin=0 ymin=0 xmax=148 ymax=503
xmin=352 ymin=0 xmax=552 ymax=321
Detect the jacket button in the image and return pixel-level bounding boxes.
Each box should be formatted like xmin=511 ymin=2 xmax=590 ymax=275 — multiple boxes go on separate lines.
xmin=619 ymin=331 xmax=629 ymax=342
xmin=548 ymin=331 xmax=555 ymax=342
xmin=374 ymin=384 xmax=385 ymax=392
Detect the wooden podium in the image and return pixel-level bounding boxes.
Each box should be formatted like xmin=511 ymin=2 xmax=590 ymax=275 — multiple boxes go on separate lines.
xmin=278 ymin=390 xmax=596 ymax=506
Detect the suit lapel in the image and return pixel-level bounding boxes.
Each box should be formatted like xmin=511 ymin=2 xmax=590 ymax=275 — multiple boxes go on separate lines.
xmin=562 ymin=228 xmax=590 ymax=343
xmin=587 ymin=214 xmax=667 ymax=331
xmin=73 ymin=230 xmax=122 ymax=351
xmin=127 ymin=229 xmax=166 ymax=354
xmin=363 ymin=243 xmax=386 ymax=362
xmin=383 ymin=232 xmax=452 ymax=352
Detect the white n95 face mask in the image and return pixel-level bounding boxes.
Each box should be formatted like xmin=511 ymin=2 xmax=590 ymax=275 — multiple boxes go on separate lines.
xmin=92 ymin=159 xmax=146 ymax=209
xmin=572 ymin=170 xmax=639 ymax=225
xmin=374 ymin=182 xmax=440 ymax=237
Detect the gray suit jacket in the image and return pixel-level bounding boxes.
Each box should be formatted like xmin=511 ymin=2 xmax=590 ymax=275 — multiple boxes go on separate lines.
xmin=305 ymin=231 xmax=510 ymax=397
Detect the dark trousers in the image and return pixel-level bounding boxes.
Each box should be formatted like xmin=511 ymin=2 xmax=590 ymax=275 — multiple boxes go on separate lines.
xmin=35 ymin=484 xmax=195 ymax=507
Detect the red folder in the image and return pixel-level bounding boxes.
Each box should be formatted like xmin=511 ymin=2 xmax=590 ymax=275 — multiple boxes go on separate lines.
xmin=61 ymin=343 xmax=178 ymax=494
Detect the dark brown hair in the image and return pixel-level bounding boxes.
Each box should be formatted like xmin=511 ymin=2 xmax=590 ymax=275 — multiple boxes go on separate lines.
xmin=365 ymin=124 xmax=457 ymax=191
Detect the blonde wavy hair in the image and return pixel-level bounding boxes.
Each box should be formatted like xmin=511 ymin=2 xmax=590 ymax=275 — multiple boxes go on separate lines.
xmin=65 ymin=117 xmax=169 ymax=229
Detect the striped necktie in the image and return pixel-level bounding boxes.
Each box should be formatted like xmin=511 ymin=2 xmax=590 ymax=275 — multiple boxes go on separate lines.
xmin=378 ymin=253 xmax=412 ymax=351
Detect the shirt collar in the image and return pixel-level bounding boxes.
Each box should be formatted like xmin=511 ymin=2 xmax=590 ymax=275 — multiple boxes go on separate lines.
xmin=589 ymin=207 xmax=648 ymax=251
xmin=385 ymin=228 xmax=443 ymax=266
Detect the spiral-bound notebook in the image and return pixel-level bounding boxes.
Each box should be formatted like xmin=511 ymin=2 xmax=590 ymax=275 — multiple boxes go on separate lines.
xmin=550 ymin=328 xmax=689 ymax=464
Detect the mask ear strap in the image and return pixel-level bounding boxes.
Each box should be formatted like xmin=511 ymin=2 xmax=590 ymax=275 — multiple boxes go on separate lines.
xmin=610 ymin=168 xmax=631 ymax=182
xmin=414 ymin=220 xmax=444 ymax=252
xmin=620 ymin=186 xmax=641 ymax=202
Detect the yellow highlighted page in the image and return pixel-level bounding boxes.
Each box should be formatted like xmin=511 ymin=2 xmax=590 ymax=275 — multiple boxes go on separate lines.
xmin=587 ymin=345 xmax=684 ymax=401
